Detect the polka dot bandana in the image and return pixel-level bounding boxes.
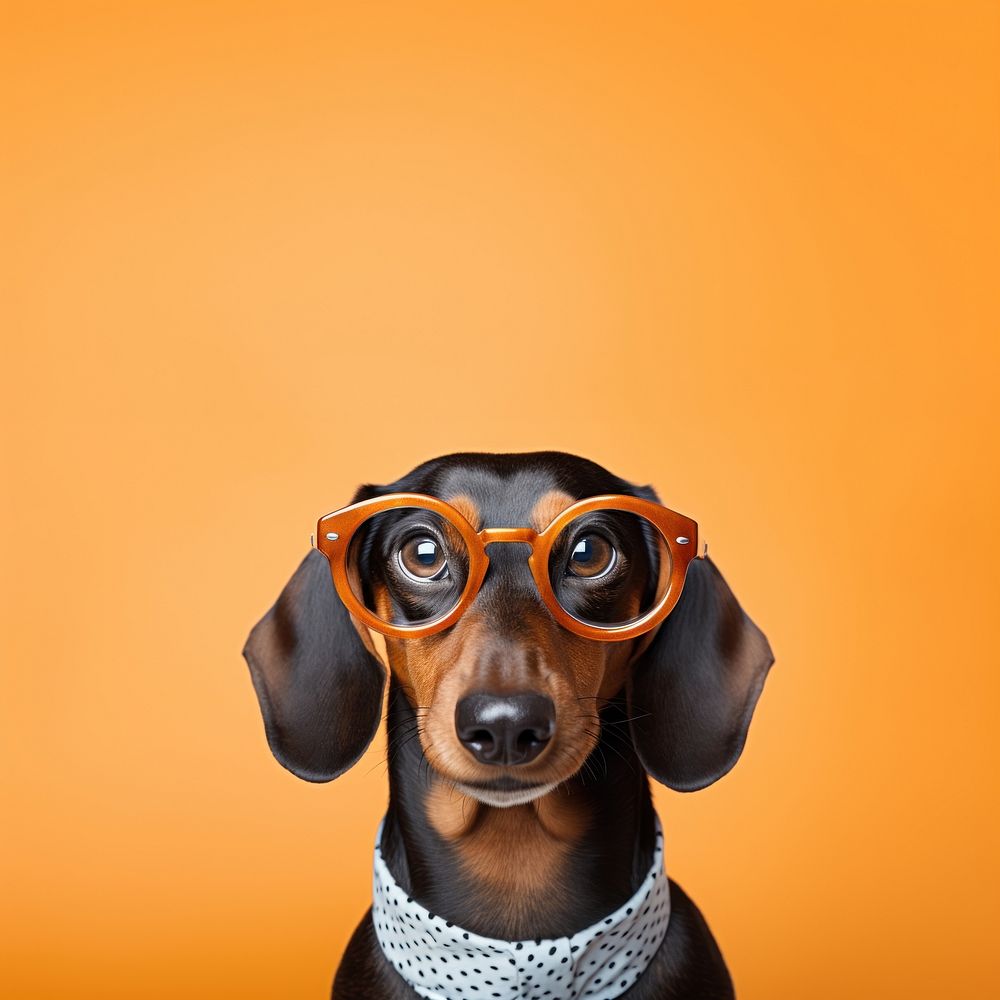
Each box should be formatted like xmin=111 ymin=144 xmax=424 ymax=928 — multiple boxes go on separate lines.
xmin=372 ymin=814 xmax=670 ymax=1000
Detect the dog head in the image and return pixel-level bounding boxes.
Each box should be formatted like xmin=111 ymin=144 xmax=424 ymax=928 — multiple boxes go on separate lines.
xmin=243 ymin=451 xmax=773 ymax=799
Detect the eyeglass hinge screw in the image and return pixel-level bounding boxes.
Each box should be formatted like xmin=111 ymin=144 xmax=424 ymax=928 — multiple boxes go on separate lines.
xmin=676 ymin=536 xmax=690 ymax=545
xmin=325 ymin=532 xmax=339 ymax=541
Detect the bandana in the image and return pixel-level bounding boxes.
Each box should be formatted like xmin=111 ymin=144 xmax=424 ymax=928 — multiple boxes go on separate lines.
xmin=371 ymin=814 xmax=670 ymax=1000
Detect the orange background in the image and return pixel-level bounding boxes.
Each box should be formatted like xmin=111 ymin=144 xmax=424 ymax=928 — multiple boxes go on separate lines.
xmin=3 ymin=3 xmax=998 ymax=998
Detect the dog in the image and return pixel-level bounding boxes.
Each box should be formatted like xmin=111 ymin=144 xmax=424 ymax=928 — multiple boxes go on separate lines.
xmin=244 ymin=451 xmax=773 ymax=999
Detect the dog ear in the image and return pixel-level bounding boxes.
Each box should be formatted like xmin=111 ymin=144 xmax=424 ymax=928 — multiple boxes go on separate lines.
xmin=627 ymin=554 xmax=773 ymax=792
xmin=243 ymin=494 xmax=386 ymax=782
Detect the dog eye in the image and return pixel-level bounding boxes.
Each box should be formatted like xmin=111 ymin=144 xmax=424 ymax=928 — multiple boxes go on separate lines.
xmin=397 ymin=537 xmax=450 ymax=582
xmin=567 ymin=534 xmax=617 ymax=579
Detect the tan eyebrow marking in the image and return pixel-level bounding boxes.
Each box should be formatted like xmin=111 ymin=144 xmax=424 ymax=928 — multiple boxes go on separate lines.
xmin=530 ymin=490 xmax=575 ymax=531
xmin=445 ymin=493 xmax=481 ymax=530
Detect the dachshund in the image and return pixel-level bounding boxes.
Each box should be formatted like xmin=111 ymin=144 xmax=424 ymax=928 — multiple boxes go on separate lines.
xmin=244 ymin=451 xmax=773 ymax=999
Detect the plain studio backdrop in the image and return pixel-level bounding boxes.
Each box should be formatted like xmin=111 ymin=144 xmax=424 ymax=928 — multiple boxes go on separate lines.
xmin=3 ymin=3 xmax=998 ymax=998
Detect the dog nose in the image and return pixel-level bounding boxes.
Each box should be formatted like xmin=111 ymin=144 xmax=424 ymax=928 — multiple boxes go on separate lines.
xmin=455 ymin=692 xmax=555 ymax=766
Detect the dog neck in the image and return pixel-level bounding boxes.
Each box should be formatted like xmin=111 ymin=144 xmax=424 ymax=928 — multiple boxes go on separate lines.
xmin=379 ymin=678 xmax=658 ymax=940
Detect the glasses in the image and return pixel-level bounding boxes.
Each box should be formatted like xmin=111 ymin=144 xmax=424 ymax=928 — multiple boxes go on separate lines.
xmin=315 ymin=493 xmax=698 ymax=642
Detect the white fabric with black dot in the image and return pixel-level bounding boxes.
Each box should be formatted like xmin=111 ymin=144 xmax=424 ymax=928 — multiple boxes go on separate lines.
xmin=372 ymin=815 xmax=671 ymax=1000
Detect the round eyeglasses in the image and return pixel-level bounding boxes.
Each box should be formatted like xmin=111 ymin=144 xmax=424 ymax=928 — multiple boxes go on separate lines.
xmin=315 ymin=493 xmax=698 ymax=642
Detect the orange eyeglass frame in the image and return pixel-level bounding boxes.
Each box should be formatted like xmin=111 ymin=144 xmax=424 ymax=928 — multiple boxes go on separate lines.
xmin=315 ymin=493 xmax=698 ymax=642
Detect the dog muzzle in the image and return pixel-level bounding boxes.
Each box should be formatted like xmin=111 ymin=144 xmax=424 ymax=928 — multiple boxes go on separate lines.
xmin=371 ymin=814 xmax=671 ymax=1000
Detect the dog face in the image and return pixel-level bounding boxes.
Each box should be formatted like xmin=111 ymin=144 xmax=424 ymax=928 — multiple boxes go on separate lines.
xmin=348 ymin=459 xmax=657 ymax=806
xmin=244 ymin=452 xmax=773 ymax=797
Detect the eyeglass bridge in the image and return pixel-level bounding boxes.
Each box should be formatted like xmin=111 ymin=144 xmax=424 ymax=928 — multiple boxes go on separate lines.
xmin=476 ymin=527 xmax=538 ymax=545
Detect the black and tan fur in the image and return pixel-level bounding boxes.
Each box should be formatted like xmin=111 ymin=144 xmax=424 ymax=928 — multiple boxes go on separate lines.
xmin=244 ymin=452 xmax=773 ymax=999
